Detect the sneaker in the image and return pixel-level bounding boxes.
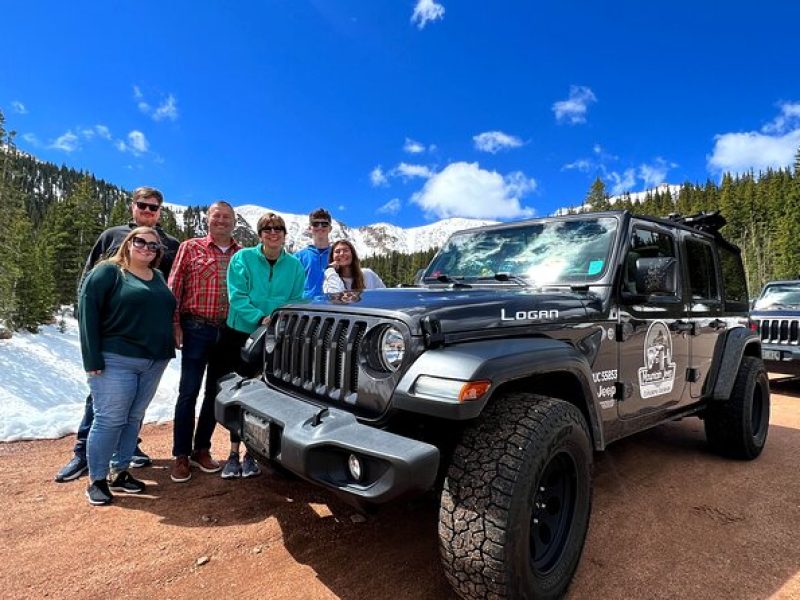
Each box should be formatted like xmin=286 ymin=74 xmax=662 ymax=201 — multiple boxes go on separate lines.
xmin=241 ymin=453 xmax=261 ymax=479
xmin=130 ymin=445 xmax=151 ymax=468
xmin=54 ymin=454 xmax=88 ymax=483
xmin=170 ymin=456 xmax=192 ymax=483
xmin=190 ymin=449 xmax=221 ymax=473
xmin=220 ymin=452 xmax=242 ymax=479
xmin=86 ymin=479 xmax=113 ymax=505
xmin=108 ymin=470 xmax=146 ymax=494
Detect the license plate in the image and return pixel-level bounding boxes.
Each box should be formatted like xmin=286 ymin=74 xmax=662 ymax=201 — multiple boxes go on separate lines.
xmin=243 ymin=412 xmax=271 ymax=454
xmin=763 ymin=350 xmax=780 ymax=361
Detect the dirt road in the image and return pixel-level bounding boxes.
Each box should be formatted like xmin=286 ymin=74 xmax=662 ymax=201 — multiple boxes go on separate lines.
xmin=2 ymin=379 xmax=800 ymax=600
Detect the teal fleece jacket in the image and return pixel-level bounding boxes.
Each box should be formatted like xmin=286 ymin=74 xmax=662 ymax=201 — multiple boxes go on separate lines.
xmin=226 ymin=246 xmax=306 ymax=334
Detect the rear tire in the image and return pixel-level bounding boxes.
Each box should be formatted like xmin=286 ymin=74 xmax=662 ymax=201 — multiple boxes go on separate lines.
xmin=704 ymin=356 xmax=770 ymax=460
xmin=438 ymin=393 xmax=593 ymax=600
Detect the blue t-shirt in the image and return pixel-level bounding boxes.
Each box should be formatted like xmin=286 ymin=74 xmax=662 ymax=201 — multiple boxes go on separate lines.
xmin=294 ymin=244 xmax=330 ymax=298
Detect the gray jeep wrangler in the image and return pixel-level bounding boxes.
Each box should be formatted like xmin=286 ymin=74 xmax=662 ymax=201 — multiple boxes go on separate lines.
xmin=216 ymin=210 xmax=769 ymax=600
xmin=751 ymin=279 xmax=800 ymax=376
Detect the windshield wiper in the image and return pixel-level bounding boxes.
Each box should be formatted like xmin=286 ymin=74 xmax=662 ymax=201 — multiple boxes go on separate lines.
xmin=435 ymin=274 xmax=472 ymax=288
xmin=491 ymin=272 xmax=529 ymax=287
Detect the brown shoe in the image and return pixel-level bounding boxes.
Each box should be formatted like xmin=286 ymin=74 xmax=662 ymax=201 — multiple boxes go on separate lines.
xmin=190 ymin=449 xmax=221 ymax=473
xmin=170 ymin=456 xmax=192 ymax=483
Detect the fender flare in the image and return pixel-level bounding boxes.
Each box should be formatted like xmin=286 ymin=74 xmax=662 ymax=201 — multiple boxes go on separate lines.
xmin=710 ymin=326 xmax=762 ymax=401
xmin=392 ymin=337 xmax=604 ymax=449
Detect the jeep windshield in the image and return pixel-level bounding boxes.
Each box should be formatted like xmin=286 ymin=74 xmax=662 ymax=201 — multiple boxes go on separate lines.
xmin=754 ymin=284 xmax=800 ymax=309
xmin=422 ymin=216 xmax=619 ymax=286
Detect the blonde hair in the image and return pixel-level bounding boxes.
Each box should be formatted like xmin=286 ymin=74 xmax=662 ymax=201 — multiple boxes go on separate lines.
xmin=103 ymin=226 xmax=163 ymax=272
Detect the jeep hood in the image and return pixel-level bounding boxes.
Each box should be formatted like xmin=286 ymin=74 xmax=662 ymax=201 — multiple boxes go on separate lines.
xmin=295 ymin=287 xmax=593 ymax=335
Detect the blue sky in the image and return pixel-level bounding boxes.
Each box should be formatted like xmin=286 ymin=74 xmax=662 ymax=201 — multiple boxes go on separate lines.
xmin=2 ymin=1 xmax=799 ymax=227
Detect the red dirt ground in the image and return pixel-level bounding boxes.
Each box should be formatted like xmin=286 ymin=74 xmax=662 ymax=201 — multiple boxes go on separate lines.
xmin=2 ymin=378 xmax=800 ymax=600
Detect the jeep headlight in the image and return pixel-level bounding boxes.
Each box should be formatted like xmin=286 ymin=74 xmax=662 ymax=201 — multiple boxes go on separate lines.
xmin=379 ymin=326 xmax=405 ymax=372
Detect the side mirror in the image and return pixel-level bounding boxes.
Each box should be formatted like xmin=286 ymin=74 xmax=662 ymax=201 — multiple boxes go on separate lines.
xmin=635 ymin=257 xmax=677 ymax=295
xmin=238 ymin=324 xmax=268 ymax=378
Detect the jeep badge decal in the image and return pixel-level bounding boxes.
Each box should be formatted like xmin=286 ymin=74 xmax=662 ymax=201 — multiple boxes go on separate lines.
xmin=637 ymin=320 xmax=677 ymax=398
xmin=500 ymin=308 xmax=559 ymax=321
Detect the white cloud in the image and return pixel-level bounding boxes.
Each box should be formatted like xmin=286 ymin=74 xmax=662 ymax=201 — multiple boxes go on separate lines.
xmin=11 ymin=101 xmax=27 ymax=114
xmin=607 ymin=169 xmax=636 ymax=195
xmin=411 ymin=161 xmax=536 ymax=219
xmin=21 ymin=133 xmax=39 ymax=146
xmin=708 ymin=102 xmax=800 ymax=174
xmin=394 ymin=162 xmax=434 ymax=179
xmin=377 ymin=198 xmax=402 ymax=215
xmin=761 ymin=101 xmax=800 ymax=134
xmin=134 ymin=86 xmax=178 ymax=121
xmin=638 ymin=157 xmax=675 ymax=188
xmin=153 ymin=94 xmax=179 ymax=121
xmin=473 ymin=130 xmax=524 ymax=153
xmin=338 ymin=204 xmax=346 ymax=211
xmin=128 ymin=130 xmax=149 ymax=154
xmin=49 ymin=131 xmax=79 ymax=152
xmin=116 ymin=130 xmax=149 ymax=155
xmin=411 ymin=0 xmax=445 ymax=29
xmin=562 ymin=159 xmax=593 ymax=173
xmin=552 ymin=86 xmax=597 ymax=124
xmin=370 ymin=166 xmax=388 ymax=187
xmin=95 ymin=125 xmax=112 ymax=140
xmin=403 ymin=137 xmax=426 ymax=154
xmin=708 ymin=130 xmax=800 ymax=174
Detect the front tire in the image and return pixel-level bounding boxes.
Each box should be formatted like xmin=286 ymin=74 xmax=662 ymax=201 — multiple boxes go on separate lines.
xmin=704 ymin=356 xmax=770 ymax=460
xmin=438 ymin=393 xmax=593 ymax=600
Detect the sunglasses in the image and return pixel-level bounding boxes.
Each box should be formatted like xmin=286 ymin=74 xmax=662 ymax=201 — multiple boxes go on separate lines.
xmin=260 ymin=226 xmax=286 ymax=234
xmin=135 ymin=201 xmax=161 ymax=212
xmin=311 ymin=221 xmax=330 ymax=228
xmin=131 ymin=237 xmax=162 ymax=252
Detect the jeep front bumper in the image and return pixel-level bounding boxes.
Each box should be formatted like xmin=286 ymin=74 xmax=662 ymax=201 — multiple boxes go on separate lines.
xmin=215 ymin=375 xmax=440 ymax=504
xmin=762 ymin=344 xmax=800 ymax=376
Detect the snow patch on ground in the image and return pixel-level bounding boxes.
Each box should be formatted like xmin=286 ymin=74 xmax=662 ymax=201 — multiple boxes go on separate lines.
xmin=0 ymin=316 xmax=184 ymax=442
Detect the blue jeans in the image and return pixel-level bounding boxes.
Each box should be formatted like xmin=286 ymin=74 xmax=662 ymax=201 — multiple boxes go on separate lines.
xmin=86 ymin=352 xmax=169 ymax=481
xmin=173 ymin=321 xmax=251 ymax=454
xmin=173 ymin=319 xmax=223 ymax=457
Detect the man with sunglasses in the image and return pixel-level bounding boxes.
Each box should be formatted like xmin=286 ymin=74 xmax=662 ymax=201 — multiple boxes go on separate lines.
xmin=54 ymin=186 xmax=180 ymax=483
xmin=294 ymin=207 xmax=333 ymax=298
xmin=167 ymin=201 xmax=240 ymax=483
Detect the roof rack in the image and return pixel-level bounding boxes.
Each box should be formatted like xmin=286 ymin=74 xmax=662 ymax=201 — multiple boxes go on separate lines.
xmin=666 ymin=210 xmax=726 ymax=233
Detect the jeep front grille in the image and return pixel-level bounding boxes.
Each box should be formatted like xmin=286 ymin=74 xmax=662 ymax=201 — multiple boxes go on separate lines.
xmin=271 ymin=312 xmax=368 ymax=402
xmin=756 ymin=318 xmax=800 ymax=345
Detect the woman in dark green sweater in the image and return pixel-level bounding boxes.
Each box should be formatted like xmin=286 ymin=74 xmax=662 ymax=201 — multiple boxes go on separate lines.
xmin=78 ymin=227 xmax=176 ymax=506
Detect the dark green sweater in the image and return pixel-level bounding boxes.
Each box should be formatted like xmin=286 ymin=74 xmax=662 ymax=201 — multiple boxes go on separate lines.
xmin=79 ymin=263 xmax=176 ymax=371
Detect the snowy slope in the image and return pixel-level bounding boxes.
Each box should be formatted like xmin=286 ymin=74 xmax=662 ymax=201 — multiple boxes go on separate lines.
xmin=0 ymin=316 xmax=183 ymax=442
xmin=165 ymin=202 xmax=497 ymax=257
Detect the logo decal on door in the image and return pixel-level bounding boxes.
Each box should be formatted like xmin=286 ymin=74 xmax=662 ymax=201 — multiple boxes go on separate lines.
xmin=637 ymin=320 xmax=676 ymax=398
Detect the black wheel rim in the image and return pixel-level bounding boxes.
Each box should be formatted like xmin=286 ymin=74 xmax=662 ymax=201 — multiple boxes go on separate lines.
xmin=529 ymin=451 xmax=578 ymax=574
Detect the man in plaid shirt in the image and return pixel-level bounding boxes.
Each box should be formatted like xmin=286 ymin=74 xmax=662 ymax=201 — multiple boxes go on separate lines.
xmin=167 ymin=201 xmax=241 ymax=483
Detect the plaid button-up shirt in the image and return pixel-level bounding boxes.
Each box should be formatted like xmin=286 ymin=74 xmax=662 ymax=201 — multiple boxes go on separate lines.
xmin=168 ymin=235 xmax=241 ymax=325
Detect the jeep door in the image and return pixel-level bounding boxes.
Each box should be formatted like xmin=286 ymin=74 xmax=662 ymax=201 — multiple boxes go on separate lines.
xmin=681 ymin=233 xmax=725 ymax=399
xmin=617 ymin=223 xmax=689 ymax=417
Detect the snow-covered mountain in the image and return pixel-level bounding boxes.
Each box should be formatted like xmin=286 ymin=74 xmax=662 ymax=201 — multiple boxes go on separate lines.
xmin=164 ymin=202 xmax=498 ymax=257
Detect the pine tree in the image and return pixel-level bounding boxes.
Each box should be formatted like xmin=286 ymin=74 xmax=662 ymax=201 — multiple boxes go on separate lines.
xmin=585 ymin=177 xmax=611 ymax=210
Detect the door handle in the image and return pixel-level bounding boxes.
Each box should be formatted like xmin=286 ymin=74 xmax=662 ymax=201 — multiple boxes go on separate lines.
xmin=708 ymin=319 xmax=727 ymax=330
xmin=673 ymin=320 xmax=695 ymax=334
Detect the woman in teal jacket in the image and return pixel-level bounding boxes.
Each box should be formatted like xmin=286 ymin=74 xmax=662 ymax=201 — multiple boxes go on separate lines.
xmin=220 ymin=212 xmax=305 ymax=479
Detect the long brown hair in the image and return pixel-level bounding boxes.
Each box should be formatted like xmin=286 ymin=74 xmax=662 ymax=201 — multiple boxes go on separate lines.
xmin=103 ymin=226 xmax=163 ymax=272
xmin=331 ymin=239 xmax=364 ymax=291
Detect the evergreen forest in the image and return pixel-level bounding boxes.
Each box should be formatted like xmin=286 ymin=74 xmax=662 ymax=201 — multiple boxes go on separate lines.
xmin=1 ymin=108 xmax=799 ymax=332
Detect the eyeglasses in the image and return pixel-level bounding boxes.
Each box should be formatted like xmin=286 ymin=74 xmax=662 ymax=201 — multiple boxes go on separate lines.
xmin=311 ymin=221 xmax=331 ymax=228
xmin=260 ymin=226 xmax=286 ymax=234
xmin=135 ymin=201 xmax=161 ymax=212
xmin=131 ymin=237 xmax=162 ymax=252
